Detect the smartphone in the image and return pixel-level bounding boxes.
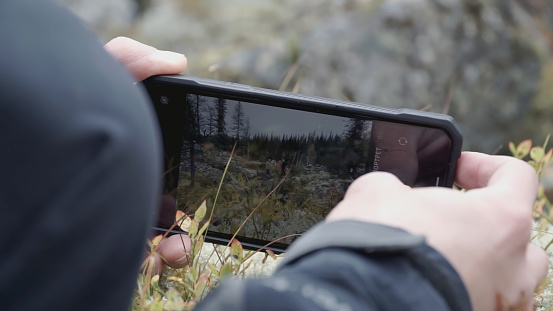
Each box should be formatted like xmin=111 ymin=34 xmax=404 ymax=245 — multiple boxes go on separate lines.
xmin=142 ymin=75 xmax=463 ymax=252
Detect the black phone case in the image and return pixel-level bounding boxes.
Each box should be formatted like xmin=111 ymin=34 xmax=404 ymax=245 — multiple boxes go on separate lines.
xmin=142 ymin=75 xmax=463 ymax=252
xmin=143 ymin=74 xmax=463 ymax=181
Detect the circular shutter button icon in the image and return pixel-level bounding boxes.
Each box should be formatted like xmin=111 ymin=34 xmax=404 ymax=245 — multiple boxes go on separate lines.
xmin=398 ymin=137 xmax=408 ymax=146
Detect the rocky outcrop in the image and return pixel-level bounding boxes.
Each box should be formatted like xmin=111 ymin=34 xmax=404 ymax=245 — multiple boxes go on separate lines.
xmin=61 ymin=0 xmax=551 ymax=152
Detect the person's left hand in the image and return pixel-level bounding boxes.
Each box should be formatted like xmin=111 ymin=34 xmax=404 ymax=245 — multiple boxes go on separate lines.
xmin=150 ymin=195 xmax=192 ymax=273
xmin=105 ymin=36 xmax=187 ymax=81
xmin=105 ymin=37 xmax=191 ymax=273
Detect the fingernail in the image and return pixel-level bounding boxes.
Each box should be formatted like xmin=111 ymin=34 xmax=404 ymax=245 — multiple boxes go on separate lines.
xmin=175 ymin=254 xmax=189 ymax=264
xmin=151 ymin=50 xmax=187 ymax=63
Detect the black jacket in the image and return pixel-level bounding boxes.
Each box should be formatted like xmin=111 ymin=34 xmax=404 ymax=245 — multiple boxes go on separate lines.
xmin=196 ymin=221 xmax=472 ymax=311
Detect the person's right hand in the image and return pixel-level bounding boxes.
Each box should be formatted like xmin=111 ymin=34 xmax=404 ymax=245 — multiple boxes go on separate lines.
xmin=327 ymin=152 xmax=549 ymax=311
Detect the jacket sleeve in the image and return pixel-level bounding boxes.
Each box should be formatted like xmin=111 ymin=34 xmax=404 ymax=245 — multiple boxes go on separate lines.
xmin=0 ymin=0 xmax=161 ymax=310
xmin=195 ymin=220 xmax=472 ymax=311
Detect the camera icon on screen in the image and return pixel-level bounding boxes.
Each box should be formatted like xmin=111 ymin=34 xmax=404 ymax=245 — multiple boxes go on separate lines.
xmin=398 ymin=137 xmax=408 ymax=146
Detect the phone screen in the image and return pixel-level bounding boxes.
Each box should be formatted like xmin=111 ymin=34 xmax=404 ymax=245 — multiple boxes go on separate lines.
xmin=146 ymin=84 xmax=452 ymax=250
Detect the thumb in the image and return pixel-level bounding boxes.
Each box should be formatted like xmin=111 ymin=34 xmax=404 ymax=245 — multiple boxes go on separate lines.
xmin=156 ymin=234 xmax=192 ymax=270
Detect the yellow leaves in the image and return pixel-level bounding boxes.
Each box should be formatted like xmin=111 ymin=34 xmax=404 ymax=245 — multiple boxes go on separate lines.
xmin=197 ymin=222 xmax=209 ymax=239
xmin=150 ymin=274 xmax=160 ymax=286
xmin=534 ymin=186 xmax=547 ymax=216
xmin=164 ymin=288 xmax=187 ymax=310
xmin=510 ymin=138 xmax=553 ymax=256
xmin=195 ymin=201 xmax=207 ymax=222
xmin=140 ymin=287 xmax=195 ymax=311
xmin=192 ymin=235 xmax=204 ymax=259
xmin=266 ymin=249 xmax=277 ymax=260
xmin=167 ymin=276 xmax=185 ymax=284
xmin=189 ymin=201 xmax=210 ymax=240
xmin=509 ymin=135 xmax=553 ymax=162
xmin=219 ymin=262 xmax=233 ymax=278
xmin=149 ymin=235 xmax=164 ymax=249
xmin=145 ymin=295 xmax=164 ymax=311
xmin=530 ymin=147 xmax=545 ymax=162
xmin=230 ymin=239 xmax=244 ymax=264
xmin=509 ymin=139 xmax=532 ymax=159
xmin=188 ymin=221 xmax=198 ymax=238
xmin=509 ymin=136 xmax=553 ymax=178
xmin=176 ymin=201 xmax=209 ymax=240
xmin=176 ymin=210 xmax=192 ymax=232
xmin=508 ymin=138 xmax=550 ymax=163
xmin=194 ymin=274 xmax=210 ymax=300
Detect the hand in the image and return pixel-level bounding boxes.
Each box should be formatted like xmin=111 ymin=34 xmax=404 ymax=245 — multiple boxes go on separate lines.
xmin=104 ymin=36 xmax=187 ymax=81
xmin=327 ymin=152 xmax=549 ymax=311
xmin=151 ymin=195 xmax=192 ymax=273
xmin=105 ymin=37 xmax=191 ymax=272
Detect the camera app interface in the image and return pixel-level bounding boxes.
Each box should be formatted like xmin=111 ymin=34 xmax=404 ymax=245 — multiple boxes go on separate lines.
xmin=151 ymin=88 xmax=452 ymax=248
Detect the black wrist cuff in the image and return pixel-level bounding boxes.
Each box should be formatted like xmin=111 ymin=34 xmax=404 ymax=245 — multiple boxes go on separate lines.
xmin=278 ymin=220 xmax=472 ymax=311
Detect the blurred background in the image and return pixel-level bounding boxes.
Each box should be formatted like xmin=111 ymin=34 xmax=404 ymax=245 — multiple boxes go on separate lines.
xmin=60 ymin=0 xmax=553 ymax=154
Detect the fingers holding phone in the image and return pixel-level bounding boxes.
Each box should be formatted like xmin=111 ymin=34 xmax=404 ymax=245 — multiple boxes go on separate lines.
xmin=105 ymin=37 xmax=187 ymax=81
xmin=329 ymin=152 xmax=548 ymax=311
xmin=448 ymin=152 xmax=548 ymax=311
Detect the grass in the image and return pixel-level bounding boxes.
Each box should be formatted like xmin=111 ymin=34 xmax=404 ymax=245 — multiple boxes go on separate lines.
xmin=131 ymin=137 xmax=553 ymax=311
xmin=133 ymin=143 xmax=286 ymax=310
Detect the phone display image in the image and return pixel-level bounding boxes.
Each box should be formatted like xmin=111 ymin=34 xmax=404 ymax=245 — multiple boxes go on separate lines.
xmin=144 ymin=77 xmax=461 ymax=251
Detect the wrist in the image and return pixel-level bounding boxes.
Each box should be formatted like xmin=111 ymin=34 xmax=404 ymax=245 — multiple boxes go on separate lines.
xmin=278 ymin=220 xmax=472 ymax=311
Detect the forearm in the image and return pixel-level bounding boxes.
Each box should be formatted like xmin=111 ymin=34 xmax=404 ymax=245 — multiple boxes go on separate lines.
xmin=196 ymin=221 xmax=472 ymax=311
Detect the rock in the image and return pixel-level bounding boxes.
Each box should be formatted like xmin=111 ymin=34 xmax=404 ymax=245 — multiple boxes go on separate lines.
xmin=62 ymin=0 xmax=551 ymax=152
xmin=59 ymin=0 xmax=136 ymax=38
xmin=213 ymin=0 xmax=549 ymax=152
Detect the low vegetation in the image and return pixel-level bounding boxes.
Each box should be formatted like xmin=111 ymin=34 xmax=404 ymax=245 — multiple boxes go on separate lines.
xmin=132 ymin=138 xmax=553 ymax=311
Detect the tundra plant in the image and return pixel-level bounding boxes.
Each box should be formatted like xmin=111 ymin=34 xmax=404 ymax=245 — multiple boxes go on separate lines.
xmin=509 ymin=138 xmax=553 ymax=310
xmin=133 ymin=138 xmax=553 ymax=311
